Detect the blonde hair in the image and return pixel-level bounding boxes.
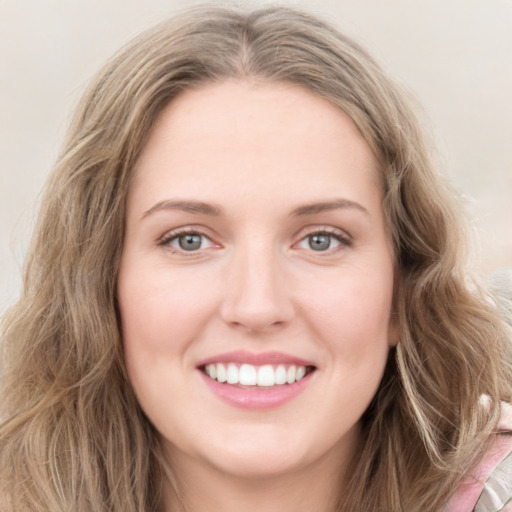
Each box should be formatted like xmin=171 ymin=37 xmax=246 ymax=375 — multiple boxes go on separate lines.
xmin=1 ymin=5 xmax=511 ymax=511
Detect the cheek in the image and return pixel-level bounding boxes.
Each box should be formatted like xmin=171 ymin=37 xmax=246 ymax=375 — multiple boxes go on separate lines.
xmin=302 ymin=268 xmax=394 ymax=348
xmin=118 ymin=262 xmax=217 ymax=352
xmin=316 ymin=280 xmax=393 ymax=408
xmin=117 ymin=266 xmax=210 ymax=417
xmin=118 ymin=265 xmax=225 ymax=413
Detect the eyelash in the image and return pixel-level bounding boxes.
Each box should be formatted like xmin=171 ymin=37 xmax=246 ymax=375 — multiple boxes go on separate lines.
xmin=297 ymin=227 xmax=352 ymax=253
xmin=158 ymin=227 xmax=214 ymax=254
xmin=158 ymin=226 xmax=352 ymax=255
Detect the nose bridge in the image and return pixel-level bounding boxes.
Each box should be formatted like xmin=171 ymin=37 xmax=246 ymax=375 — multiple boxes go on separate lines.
xmin=221 ymin=234 xmax=293 ymax=331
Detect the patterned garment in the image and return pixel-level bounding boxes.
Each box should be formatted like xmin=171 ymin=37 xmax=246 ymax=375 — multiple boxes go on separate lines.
xmin=446 ymin=403 xmax=512 ymax=512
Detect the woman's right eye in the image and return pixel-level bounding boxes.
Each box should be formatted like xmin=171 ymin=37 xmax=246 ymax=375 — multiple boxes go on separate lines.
xmin=160 ymin=231 xmax=215 ymax=253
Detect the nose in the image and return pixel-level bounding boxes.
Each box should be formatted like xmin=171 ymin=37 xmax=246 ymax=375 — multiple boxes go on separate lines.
xmin=220 ymin=240 xmax=295 ymax=333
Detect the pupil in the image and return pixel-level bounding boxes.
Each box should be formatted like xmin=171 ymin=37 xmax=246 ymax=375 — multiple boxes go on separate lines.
xmin=179 ymin=234 xmax=202 ymax=250
xmin=309 ymin=234 xmax=330 ymax=251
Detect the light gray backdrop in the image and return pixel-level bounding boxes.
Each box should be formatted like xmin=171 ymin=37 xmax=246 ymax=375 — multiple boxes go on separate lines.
xmin=1 ymin=0 xmax=511 ymax=315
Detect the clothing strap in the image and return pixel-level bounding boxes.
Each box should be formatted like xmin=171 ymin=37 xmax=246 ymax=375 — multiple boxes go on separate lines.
xmin=445 ymin=402 xmax=512 ymax=512
xmin=473 ymin=450 xmax=512 ymax=512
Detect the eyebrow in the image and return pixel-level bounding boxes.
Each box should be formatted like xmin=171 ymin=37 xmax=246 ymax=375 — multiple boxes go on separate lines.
xmin=142 ymin=197 xmax=368 ymax=219
xmin=291 ymin=199 xmax=369 ymax=216
xmin=143 ymin=200 xmax=223 ymax=218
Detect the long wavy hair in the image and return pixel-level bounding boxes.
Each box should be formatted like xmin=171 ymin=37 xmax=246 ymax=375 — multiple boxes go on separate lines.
xmin=1 ymin=5 xmax=511 ymax=511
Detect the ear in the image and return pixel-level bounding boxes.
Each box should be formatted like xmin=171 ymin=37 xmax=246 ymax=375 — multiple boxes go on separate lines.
xmin=388 ymin=312 xmax=400 ymax=347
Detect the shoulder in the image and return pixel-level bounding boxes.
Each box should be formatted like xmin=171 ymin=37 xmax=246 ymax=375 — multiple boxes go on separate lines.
xmin=445 ymin=402 xmax=512 ymax=512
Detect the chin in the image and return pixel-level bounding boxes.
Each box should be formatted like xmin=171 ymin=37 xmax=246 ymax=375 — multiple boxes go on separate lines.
xmin=210 ymin=449 xmax=307 ymax=480
xmin=200 ymin=426 xmax=323 ymax=479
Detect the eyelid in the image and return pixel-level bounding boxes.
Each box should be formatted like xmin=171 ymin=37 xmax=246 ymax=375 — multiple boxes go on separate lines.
xmin=293 ymin=225 xmax=353 ymax=251
xmin=157 ymin=226 xmax=220 ymax=253
xmin=157 ymin=224 xmax=352 ymax=255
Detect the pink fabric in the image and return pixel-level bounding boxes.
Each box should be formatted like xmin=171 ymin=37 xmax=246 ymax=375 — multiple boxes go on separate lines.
xmin=445 ymin=402 xmax=512 ymax=512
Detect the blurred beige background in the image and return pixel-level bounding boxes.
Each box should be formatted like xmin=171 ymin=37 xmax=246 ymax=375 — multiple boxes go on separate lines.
xmin=1 ymin=0 xmax=511 ymax=315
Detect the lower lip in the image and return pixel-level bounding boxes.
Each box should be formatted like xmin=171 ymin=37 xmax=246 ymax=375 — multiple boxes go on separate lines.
xmin=199 ymin=371 xmax=313 ymax=410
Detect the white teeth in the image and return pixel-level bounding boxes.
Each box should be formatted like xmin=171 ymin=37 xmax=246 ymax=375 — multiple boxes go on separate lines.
xmin=239 ymin=364 xmax=257 ymax=385
xmin=275 ymin=364 xmax=287 ymax=385
xmin=216 ymin=363 xmax=227 ymax=383
xmin=226 ymin=363 xmax=239 ymax=384
xmin=204 ymin=363 xmax=310 ymax=386
xmin=257 ymin=365 xmax=275 ymax=386
xmin=205 ymin=364 xmax=217 ymax=379
xmin=286 ymin=365 xmax=296 ymax=384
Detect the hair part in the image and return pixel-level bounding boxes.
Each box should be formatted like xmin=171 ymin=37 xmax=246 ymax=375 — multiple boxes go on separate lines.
xmin=1 ymin=4 xmax=511 ymax=511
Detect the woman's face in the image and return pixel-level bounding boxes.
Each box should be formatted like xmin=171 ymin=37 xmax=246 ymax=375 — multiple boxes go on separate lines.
xmin=118 ymin=80 xmax=398 ymax=480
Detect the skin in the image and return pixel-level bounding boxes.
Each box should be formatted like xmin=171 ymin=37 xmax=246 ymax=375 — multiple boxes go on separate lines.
xmin=117 ymin=80 xmax=398 ymax=512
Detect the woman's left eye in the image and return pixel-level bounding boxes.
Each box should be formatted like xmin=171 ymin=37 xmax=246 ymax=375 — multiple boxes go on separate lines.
xmin=160 ymin=232 xmax=214 ymax=252
xmin=297 ymin=231 xmax=350 ymax=252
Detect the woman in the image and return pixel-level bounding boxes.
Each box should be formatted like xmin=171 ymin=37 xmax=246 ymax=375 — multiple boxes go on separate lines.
xmin=1 ymin=5 xmax=511 ymax=511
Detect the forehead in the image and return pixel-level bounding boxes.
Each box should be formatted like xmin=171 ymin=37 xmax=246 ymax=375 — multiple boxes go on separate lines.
xmin=130 ymin=80 xmax=382 ymax=214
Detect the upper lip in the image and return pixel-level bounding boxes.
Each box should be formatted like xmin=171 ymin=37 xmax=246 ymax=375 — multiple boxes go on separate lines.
xmin=196 ymin=350 xmax=315 ymax=368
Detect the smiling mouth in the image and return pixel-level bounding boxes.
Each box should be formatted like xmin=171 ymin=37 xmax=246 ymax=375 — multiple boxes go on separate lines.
xmin=200 ymin=363 xmax=316 ymax=388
